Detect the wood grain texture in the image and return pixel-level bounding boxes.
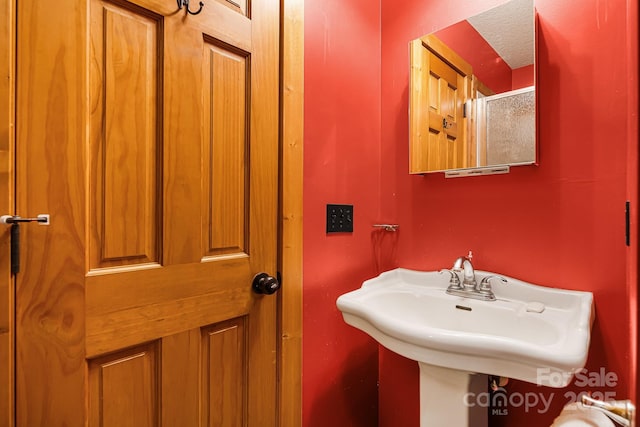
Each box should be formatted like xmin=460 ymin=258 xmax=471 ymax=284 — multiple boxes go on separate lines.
xmin=89 ymin=1 xmax=161 ymax=269
xmin=246 ymin=0 xmax=280 ymax=425
xmin=85 ymin=262 xmax=254 ymax=356
xmin=0 ymin=0 xmax=14 ymax=425
xmin=202 ymin=319 xmax=247 ymax=427
xmin=279 ymin=0 xmax=304 ymax=425
xmin=421 ymin=34 xmax=472 ymax=77
xmin=15 ymin=1 xmax=87 ymax=425
xmin=202 ymin=42 xmax=248 ymax=257
xmin=89 ymin=343 xmax=160 ymax=427
xmin=161 ymin=12 xmax=203 ymax=266
xmin=161 ymin=330 xmax=200 ymax=427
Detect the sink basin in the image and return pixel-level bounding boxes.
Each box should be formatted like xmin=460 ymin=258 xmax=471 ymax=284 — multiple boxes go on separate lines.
xmin=336 ymin=268 xmax=594 ymax=387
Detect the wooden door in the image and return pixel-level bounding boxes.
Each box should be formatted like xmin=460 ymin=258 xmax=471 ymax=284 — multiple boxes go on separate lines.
xmin=11 ymin=0 xmax=281 ymax=425
xmin=425 ymin=50 xmax=466 ymax=171
xmin=409 ymin=35 xmax=472 ymax=173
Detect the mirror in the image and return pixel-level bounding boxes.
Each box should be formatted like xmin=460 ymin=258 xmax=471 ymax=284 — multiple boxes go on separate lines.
xmin=408 ymin=0 xmax=536 ymax=175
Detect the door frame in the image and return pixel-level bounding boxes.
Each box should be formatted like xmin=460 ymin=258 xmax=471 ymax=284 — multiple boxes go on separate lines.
xmin=0 ymin=0 xmax=303 ymax=425
xmin=0 ymin=0 xmax=15 ymax=424
xmin=279 ymin=0 xmax=304 ymax=425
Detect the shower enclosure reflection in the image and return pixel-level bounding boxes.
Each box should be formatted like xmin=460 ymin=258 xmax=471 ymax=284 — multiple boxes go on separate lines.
xmin=476 ymin=86 xmax=535 ymax=167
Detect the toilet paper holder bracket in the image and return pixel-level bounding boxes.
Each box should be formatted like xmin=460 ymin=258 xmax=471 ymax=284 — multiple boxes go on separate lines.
xmin=581 ymin=394 xmax=636 ymax=427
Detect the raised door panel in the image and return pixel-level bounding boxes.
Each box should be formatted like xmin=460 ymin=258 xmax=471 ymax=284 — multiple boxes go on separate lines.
xmin=89 ymin=0 xmax=161 ymax=270
xmin=201 ymin=319 xmax=247 ymax=427
xmin=202 ymin=43 xmax=249 ymax=258
xmin=442 ymin=73 xmax=467 ymax=170
xmin=88 ymin=343 xmax=160 ymax=427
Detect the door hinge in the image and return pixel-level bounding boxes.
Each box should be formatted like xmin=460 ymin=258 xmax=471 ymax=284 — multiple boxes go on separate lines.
xmin=10 ymin=223 xmax=19 ymax=274
xmin=625 ymin=201 xmax=630 ymax=246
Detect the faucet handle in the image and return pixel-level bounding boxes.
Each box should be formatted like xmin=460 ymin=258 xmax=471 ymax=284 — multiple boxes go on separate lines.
xmin=440 ymin=269 xmax=463 ymax=290
xmin=474 ymin=275 xmax=504 ymax=301
xmin=479 ymin=275 xmax=507 ymax=292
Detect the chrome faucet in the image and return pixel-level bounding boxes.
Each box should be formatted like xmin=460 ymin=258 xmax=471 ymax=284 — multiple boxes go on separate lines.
xmin=452 ymin=254 xmax=476 ymax=289
xmin=442 ymin=252 xmax=506 ymax=301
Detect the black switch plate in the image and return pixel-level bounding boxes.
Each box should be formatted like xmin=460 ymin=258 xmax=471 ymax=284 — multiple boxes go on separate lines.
xmin=326 ymin=204 xmax=354 ymax=233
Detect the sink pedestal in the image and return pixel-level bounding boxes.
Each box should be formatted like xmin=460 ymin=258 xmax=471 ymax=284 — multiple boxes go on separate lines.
xmin=419 ymin=363 xmax=488 ymax=427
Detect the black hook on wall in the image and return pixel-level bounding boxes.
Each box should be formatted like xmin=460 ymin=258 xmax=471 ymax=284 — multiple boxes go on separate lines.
xmin=177 ymin=0 xmax=204 ymax=15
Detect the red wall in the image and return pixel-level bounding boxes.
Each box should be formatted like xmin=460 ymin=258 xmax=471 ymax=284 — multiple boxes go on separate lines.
xmin=303 ymin=0 xmax=382 ymax=426
xmin=304 ymin=0 xmax=638 ymax=426
xmin=513 ymin=64 xmax=535 ymax=90
xmin=379 ymin=0 xmax=638 ymax=426
xmin=435 ymin=20 xmax=514 ymax=93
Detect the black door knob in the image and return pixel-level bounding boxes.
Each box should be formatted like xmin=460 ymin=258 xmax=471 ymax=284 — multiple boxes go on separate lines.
xmin=252 ymin=273 xmax=280 ymax=295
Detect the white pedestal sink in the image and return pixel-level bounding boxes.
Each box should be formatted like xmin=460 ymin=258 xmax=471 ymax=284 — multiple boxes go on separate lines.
xmin=336 ymin=268 xmax=594 ymax=427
